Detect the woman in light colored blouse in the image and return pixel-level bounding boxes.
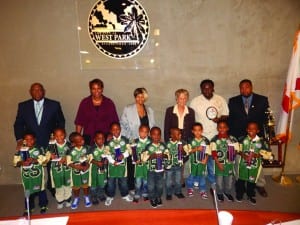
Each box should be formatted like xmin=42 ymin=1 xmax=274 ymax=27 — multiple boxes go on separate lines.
xmin=164 ymin=89 xmax=195 ymax=142
xmin=120 ymin=88 xmax=155 ymax=140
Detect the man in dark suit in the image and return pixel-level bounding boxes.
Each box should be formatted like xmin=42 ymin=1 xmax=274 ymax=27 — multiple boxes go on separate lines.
xmin=228 ymin=79 xmax=269 ymax=197
xmin=14 ymin=83 xmax=65 ymax=197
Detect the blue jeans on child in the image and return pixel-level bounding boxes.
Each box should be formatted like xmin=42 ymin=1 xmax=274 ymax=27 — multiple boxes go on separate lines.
xmin=147 ymin=171 xmax=164 ymax=200
xmin=165 ymin=166 xmax=182 ymax=196
xmin=134 ymin=177 xmax=148 ymax=199
xmin=106 ymin=177 xmax=129 ymax=197
xmin=216 ymin=175 xmax=233 ymax=194
xmin=186 ymin=174 xmax=206 ymax=192
xmin=207 ymin=156 xmax=216 ymax=185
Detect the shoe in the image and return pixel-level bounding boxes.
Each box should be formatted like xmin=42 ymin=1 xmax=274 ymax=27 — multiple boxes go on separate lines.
xmin=181 ymin=183 xmax=186 ymax=188
xmin=122 ymin=194 xmax=133 ymax=202
xmin=23 ymin=209 xmax=33 ymax=217
xmin=143 ymin=196 xmax=149 ymax=201
xmin=150 ymin=199 xmax=157 ymax=208
xmin=99 ymin=195 xmax=106 ymax=202
xmin=65 ymin=201 xmax=71 ymax=208
xmin=236 ymin=196 xmax=243 ymax=202
xmin=40 ymin=206 xmax=48 ymax=214
xmin=57 ymin=203 xmax=64 ymax=209
xmin=156 ymin=198 xmax=162 ymax=206
xmin=256 ymin=186 xmax=268 ymax=197
xmin=92 ymin=197 xmax=99 ymax=205
xmin=217 ymin=194 xmax=224 ymax=202
xmin=84 ymin=196 xmax=92 ymax=207
xmin=200 ymin=191 xmax=208 ymax=200
xmin=166 ymin=195 xmax=172 ymax=200
xmin=105 ymin=197 xmax=113 ymax=206
xmin=71 ymin=197 xmax=80 ymax=209
xmin=175 ymin=193 xmax=185 ymax=199
xmin=133 ymin=198 xmax=139 ymax=203
xmin=248 ymin=197 xmax=256 ymax=205
xmin=187 ymin=188 xmax=194 ymax=197
xmin=224 ymin=193 xmax=234 ymax=202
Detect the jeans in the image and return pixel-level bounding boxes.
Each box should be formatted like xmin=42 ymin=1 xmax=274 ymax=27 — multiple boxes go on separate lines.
xmin=134 ymin=177 xmax=148 ymax=199
xmin=186 ymin=175 xmax=206 ymax=192
xmin=106 ymin=177 xmax=129 ymax=198
xmin=165 ymin=166 xmax=182 ymax=196
xmin=147 ymin=171 xmax=164 ymax=200
xmin=24 ymin=190 xmax=48 ymax=210
xmin=207 ymin=156 xmax=216 ymax=185
xmin=216 ymin=175 xmax=233 ymax=195
xmin=91 ymin=186 xmax=106 ymax=200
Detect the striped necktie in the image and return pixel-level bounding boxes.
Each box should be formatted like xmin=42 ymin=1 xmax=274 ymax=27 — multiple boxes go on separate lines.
xmin=244 ymin=98 xmax=249 ymax=114
xmin=35 ymin=101 xmax=43 ymax=124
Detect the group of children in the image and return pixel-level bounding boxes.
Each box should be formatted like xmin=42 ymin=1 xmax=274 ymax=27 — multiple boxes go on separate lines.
xmin=13 ymin=120 xmax=268 ymax=215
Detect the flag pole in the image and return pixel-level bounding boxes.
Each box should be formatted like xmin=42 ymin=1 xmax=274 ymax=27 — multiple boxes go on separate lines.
xmin=272 ymin=94 xmax=293 ymax=185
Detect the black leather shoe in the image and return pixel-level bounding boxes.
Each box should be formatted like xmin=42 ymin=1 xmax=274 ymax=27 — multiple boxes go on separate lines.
xmin=256 ymin=186 xmax=268 ymax=197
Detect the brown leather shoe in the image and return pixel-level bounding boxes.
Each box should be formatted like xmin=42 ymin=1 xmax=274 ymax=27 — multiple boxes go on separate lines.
xmin=256 ymin=186 xmax=268 ymax=197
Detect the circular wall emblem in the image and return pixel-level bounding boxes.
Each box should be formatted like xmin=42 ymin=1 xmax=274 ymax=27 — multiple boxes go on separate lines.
xmin=88 ymin=0 xmax=150 ymax=59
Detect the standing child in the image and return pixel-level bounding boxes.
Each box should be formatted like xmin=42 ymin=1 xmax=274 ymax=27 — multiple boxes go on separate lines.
xmin=45 ymin=128 xmax=72 ymax=209
xmin=236 ymin=122 xmax=267 ymax=205
xmin=186 ymin=122 xmax=211 ymax=199
xmin=142 ymin=126 xmax=169 ymax=208
xmin=89 ymin=131 xmax=108 ymax=205
xmin=105 ymin=122 xmax=133 ymax=206
xmin=66 ymin=132 xmax=91 ymax=209
xmin=165 ymin=127 xmax=188 ymax=200
xmin=210 ymin=120 xmax=239 ymax=202
xmin=132 ymin=124 xmax=151 ymax=203
xmin=13 ymin=132 xmax=48 ymax=216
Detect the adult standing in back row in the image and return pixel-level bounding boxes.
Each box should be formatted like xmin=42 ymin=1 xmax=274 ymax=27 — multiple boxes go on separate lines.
xmin=228 ymin=79 xmax=269 ymax=197
xmin=190 ymin=79 xmax=229 ymax=187
xmin=75 ymin=78 xmax=119 ymax=145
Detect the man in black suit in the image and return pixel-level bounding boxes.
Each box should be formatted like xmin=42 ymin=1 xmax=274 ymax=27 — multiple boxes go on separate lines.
xmin=228 ymin=79 xmax=269 ymax=197
xmin=14 ymin=83 xmax=65 ymax=197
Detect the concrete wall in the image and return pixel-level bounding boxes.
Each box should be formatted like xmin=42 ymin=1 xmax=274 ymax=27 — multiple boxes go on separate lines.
xmin=0 ymin=0 xmax=299 ymax=184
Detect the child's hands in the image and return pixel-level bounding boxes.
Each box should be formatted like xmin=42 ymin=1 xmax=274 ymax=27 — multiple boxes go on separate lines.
xmin=23 ymin=158 xmax=34 ymax=166
xmin=117 ymin=154 xmax=124 ymax=161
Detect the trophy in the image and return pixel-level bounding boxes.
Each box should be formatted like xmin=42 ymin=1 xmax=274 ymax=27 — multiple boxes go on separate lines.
xmin=155 ymin=150 xmax=163 ymax=172
xmin=227 ymin=144 xmax=235 ymax=162
xmin=177 ymin=141 xmax=183 ymax=164
xmin=98 ymin=156 xmax=107 ymax=174
xmin=196 ymin=144 xmax=206 ymax=162
xmin=48 ymin=133 xmax=60 ymax=162
xmin=114 ymin=145 xmax=123 ymax=164
xmin=247 ymin=149 xmax=254 ymax=169
xmin=263 ymin=108 xmax=276 ymax=144
xmin=130 ymin=141 xmax=138 ymax=164
xmin=79 ymin=153 xmax=88 ymax=174
xmin=20 ymin=140 xmax=30 ymax=162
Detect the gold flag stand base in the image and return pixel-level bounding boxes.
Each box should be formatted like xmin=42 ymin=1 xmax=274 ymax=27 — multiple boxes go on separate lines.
xmin=272 ymin=173 xmax=293 ymax=185
xmin=296 ymin=176 xmax=300 ymax=183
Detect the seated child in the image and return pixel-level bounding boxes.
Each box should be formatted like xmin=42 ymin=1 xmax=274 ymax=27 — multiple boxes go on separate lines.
xmin=186 ymin=122 xmax=210 ymax=199
xmin=105 ymin=122 xmax=133 ymax=206
xmin=210 ymin=120 xmax=239 ymax=202
xmin=66 ymin=132 xmax=91 ymax=209
xmin=13 ymin=132 xmax=48 ymax=216
xmin=89 ymin=131 xmax=108 ymax=205
xmin=45 ymin=128 xmax=72 ymax=209
xmin=165 ymin=127 xmax=188 ymax=200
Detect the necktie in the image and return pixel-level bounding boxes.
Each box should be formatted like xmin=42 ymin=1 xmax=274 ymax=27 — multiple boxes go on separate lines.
xmin=35 ymin=101 xmax=43 ymax=124
xmin=244 ymin=98 xmax=249 ymax=114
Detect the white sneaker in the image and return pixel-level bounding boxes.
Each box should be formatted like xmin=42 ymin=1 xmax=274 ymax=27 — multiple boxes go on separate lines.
xmin=65 ymin=201 xmax=71 ymax=208
xmin=57 ymin=203 xmax=64 ymax=209
xmin=105 ymin=197 xmax=113 ymax=206
xmin=84 ymin=196 xmax=92 ymax=208
xmin=122 ymin=194 xmax=133 ymax=202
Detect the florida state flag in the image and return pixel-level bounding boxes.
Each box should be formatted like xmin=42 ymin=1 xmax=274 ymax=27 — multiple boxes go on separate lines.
xmin=276 ymin=29 xmax=300 ymax=142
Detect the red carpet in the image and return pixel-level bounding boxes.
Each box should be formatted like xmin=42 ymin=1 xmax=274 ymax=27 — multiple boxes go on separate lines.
xmin=1 ymin=210 xmax=300 ymax=225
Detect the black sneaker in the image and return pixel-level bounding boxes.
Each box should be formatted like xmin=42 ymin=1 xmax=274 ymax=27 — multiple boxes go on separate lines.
xmin=99 ymin=196 xmax=106 ymax=202
xmin=150 ymin=199 xmax=157 ymax=208
xmin=143 ymin=196 xmax=149 ymax=201
xmin=40 ymin=206 xmax=48 ymax=214
xmin=166 ymin=195 xmax=172 ymax=200
xmin=133 ymin=198 xmax=139 ymax=203
xmin=248 ymin=197 xmax=256 ymax=205
xmin=236 ymin=196 xmax=243 ymax=202
xmin=156 ymin=198 xmax=162 ymax=206
xmin=92 ymin=198 xmax=99 ymax=205
xmin=23 ymin=209 xmax=33 ymax=217
xmin=224 ymin=193 xmax=234 ymax=202
xmin=175 ymin=193 xmax=185 ymax=199
xmin=217 ymin=194 xmax=224 ymax=202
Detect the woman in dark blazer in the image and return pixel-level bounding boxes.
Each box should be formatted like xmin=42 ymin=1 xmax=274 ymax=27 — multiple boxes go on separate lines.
xmin=164 ymin=89 xmax=195 ymax=142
